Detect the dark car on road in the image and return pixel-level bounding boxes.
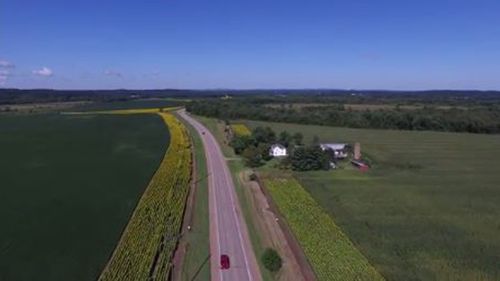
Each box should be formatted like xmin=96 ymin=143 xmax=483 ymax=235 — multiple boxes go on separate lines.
xmin=220 ymin=254 xmax=230 ymax=269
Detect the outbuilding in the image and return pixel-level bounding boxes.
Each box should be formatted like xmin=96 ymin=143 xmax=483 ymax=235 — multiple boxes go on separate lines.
xmin=320 ymin=143 xmax=348 ymax=159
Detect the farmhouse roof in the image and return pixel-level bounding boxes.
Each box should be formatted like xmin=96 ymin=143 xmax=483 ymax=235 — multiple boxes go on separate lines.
xmin=270 ymin=143 xmax=286 ymax=149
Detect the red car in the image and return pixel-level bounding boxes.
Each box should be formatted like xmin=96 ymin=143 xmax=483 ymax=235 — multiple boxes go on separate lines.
xmin=220 ymin=254 xmax=230 ymax=270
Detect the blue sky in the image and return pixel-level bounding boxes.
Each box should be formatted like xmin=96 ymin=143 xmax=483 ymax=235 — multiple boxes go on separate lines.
xmin=1 ymin=0 xmax=499 ymax=89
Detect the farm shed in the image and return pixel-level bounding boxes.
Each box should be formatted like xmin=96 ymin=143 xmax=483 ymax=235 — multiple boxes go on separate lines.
xmin=320 ymin=143 xmax=348 ymax=159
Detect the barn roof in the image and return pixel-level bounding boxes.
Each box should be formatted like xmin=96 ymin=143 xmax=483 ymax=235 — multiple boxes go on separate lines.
xmin=320 ymin=143 xmax=347 ymax=150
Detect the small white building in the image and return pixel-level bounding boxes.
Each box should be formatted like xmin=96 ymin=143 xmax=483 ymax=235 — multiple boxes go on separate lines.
xmin=269 ymin=144 xmax=288 ymax=157
xmin=320 ymin=143 xmax=348 ymax=159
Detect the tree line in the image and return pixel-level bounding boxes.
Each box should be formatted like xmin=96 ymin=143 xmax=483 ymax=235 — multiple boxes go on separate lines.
xmin=188 ymin=100 xmax=500 ymax=134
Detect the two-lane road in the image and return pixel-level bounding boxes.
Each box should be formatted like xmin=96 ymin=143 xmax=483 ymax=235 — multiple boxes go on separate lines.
xmin=178 ymin=110 xmax=262 ymax=281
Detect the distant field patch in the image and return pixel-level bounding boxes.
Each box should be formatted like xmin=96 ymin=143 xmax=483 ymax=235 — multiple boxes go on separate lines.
xmin=231 ymin=123 xmax=251 ymax=136
xmin=0 ymin=101 xmax=91 ymax=114
xmin=64 ymin=106 xmax=181 ymax=115
xmin=78 ymin=99 xmax=182 ymax=111
xmin=263 ymin=103 xmax=331 ymax=110
xmin=263 ymin=176 xmax=384 ymax=281
xmin=344 ymin=104 xmax=468 ymax=111
xmin=0 ymin=113 xmax=168 ymax=281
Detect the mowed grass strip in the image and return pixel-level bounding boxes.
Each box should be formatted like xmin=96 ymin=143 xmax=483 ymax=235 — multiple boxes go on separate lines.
xmin=264 ymin=177 xmax=384 ymax=281
xmin=99 ymin=112 xmax=191 ymax=281
xmin=231 ymin=123 xmax=251 ymax=136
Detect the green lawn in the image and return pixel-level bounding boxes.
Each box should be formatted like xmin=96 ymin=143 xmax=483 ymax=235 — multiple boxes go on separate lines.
xmin=0 ymin=113 xmax=168 ymax=281
xmin=245 ymin=120 xmax=500 ymax=281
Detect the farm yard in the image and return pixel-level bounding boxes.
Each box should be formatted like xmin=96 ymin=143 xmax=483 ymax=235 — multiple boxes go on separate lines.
xmin=0 ymin=113 xmax=169 ymax=281
xmin=246 ymin=120 xmax=500 ymax=281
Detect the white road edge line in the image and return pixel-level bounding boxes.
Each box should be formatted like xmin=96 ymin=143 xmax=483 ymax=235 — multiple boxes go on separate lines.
xmin=207 ymin=136 xmax=223 ymax=281
xmin=220 ymin=155 xmax=254 ymax=281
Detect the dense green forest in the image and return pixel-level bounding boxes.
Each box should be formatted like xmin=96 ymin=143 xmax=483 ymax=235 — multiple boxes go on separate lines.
xmin=187 ymin=94 xmax=500 ymax=134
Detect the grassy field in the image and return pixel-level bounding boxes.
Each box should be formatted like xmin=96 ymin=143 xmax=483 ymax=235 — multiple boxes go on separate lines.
xmin=78 ymin=99 xmax=182 ymax=111
xmin=0 ymin=113 xmax=168 ymax=281
xmin=246 ymin=120 xmax=500 ymax=281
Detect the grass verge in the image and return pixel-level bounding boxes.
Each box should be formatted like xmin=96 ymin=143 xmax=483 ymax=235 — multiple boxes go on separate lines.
xmin=176 ymin=112 xmax=211 ymax=281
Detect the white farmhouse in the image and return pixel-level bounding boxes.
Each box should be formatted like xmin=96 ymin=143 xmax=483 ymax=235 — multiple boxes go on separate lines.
xmin=269 ymin=144 xmax=287 ymax=157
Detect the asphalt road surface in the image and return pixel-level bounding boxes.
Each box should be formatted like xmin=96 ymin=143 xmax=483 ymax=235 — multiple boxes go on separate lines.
xmin=178 ymin=110 xmax=262 ymax=281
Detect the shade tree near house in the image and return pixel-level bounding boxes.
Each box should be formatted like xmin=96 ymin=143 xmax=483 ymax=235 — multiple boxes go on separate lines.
xmin=230 ymin=125 xmax=334 ymax=170
xmin=230 ymin=126 xmax=300 ymax=167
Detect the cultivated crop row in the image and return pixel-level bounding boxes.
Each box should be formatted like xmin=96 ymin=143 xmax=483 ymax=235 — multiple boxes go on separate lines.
xmin=264 ymin=177 xmax=385 ymax=281
xmin=99 ymin=112 xmax=192 ymax=281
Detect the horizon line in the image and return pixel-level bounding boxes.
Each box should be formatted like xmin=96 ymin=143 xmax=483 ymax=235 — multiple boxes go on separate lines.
xmin=2 ymin=87 xmax=500 ymax=93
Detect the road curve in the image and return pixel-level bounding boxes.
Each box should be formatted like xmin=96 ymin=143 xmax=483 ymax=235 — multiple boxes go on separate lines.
xmin=178 ymin=110 xmax=262 ymax=281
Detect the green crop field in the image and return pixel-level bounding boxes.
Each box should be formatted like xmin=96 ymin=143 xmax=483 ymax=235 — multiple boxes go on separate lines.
xmin=246 ymin=120 xmax=500 ymax=281
xmin=0 ymin=113 xmax=168 ymax=281
xmin=79 ymin=99 xmax=181 ymax=111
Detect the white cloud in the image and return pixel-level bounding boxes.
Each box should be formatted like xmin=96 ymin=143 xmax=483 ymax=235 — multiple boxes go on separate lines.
xmin=32 ymin=67 xmax=53 ymax=77
xmin=0 ymin=70 xmax=10 ymax=86
xmin=0 ymin=60 xmax=15 ymax=68
xmin=104 ymin=70 xmax=122 ymax=78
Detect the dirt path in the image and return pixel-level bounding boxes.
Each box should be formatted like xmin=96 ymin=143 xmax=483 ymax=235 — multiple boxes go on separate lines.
xmin=238 ymin=170 xmax=316 ymax=281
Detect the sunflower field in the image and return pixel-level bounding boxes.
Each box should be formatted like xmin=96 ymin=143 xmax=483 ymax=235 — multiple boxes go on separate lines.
xmin=231 ymin=123 xmax=251 ymax=136
xmin=99 ymin=112 xmax=192 ymax=281
xmin=264 ymin=177 xmax=385 ymax=281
